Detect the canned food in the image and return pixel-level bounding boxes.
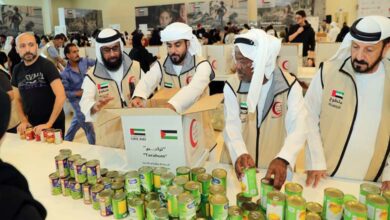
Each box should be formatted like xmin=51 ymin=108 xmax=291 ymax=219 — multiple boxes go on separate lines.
xmin=19 ymin=130 xmax=26 ymax=139
xmin=153 ymin=167 xmax=168 ymax=192
xmin=46 ymin=129 xmax=55 ymax=143
xmin=286 ymin=195 xmax=306 ymax=220
xmin=106 ymin=170 xmax=119 ymax=180
xmin=100 ymin=168 xmax=108 ymax=177
xmin=306 ymin=212 xmax=321 ymax=220
xmin=191 ymin=167 xmax=206 ymax=181
xmin=344 ymin=200 xmax=367 ymax=220
xmin=212 ymin=168 xmax=227 ymax=189
xmin=54 ymin=129 xmax=63 ymax=144
xmin=236 ymin=192 xmax=252 ymax=208
xmin=69 ymin=179 xmax=82 ymax=200
xmin=383 ymin=191 xmax=390 ymax=220
xmin=25 ymin=127 xmax=34 ymax=140
xmin=99 ymin=189 xmax=114 ymax=216
xmin=249 ymin=210 xmax=266 ymax=220
xmin=146 ymin=200 xmax=160 ymax=220
xmin=139 ymin=166 xmax=154 ymax=193
xmin=210 ymin=194 xmax=229 ymax=220
xmin=113 ymin=175 xmax=125 ymax=184
xmin=200 ymin=194 xmax=210 ymax=218
xmin=173 ymin=175 xmax=189 ymax=188
xmin=91 ymin=184 xmax=105 ymax=210
xmin=241 ymin=202 xmax=258 ymax=218
xmin=323 ymin=188 xmax=344 ymax=220
xmin=68 ymin=154 xmax=81 ymax=178
xmin=241 ymin=168 xmax=258 ymax=197
xmin=82 ymin=183 xmax=92 ymax=205
xmin=260 ymin=178 xmax=274 ymax=211
xmin=112 ymin=181 xmax=125 ymax=195
xmin=167 ymin=185 xmax=184 ymax=218
xmin=59 ymin=148 xmax=72 ymax=157
xmin=360 ymin=183 xmax=381 ymax=204
xmin=306 ymin=202 xmax=322 ymax=215
xmin=128 ymin=197 xmax=145 ymax=220
xmin=35 ymin=132 xmax=41 ymax=141
xmin=60 ymin=177 xmax=71 ymax=196
xmin=197 ymin=173 xmax=212 ymax=196
xmin=74 ymin=158 xmax=87 ymax=183
xmin=209 ymin=184 xmax=226 ymax=199
xmin=266 ymin=191 xmax=285 ymax=220
xmin=49 ymin=172 xmax=62 ymax=195
xmin=178 ymin=192 xmax=196 ymax=220
xmin=160 ymin=172 xmax=175 ymax=200
xmin=86 ymin=159 xmax=101 ymax=185
xmin=228 ymin=206 xmax=243 ymax=219
xmin=39 ymin=129 xmax=46 ymax=142
xmin=145 ymin=192 xmax=159 ymax=208
xmin=101 ymin=177 xmax=112 ymax=190
xmin=184 ymin=181 xmax=202 ymax=208
xmin=55 ymin=154 xmax=69 ymax=178
xmin=125 ymin=170 xmax=141 ymax=196
xmin=176 ymin=166 xmax=191 ymax=180
xmin=344 ymin=194 xmax=358 ymax=204
xmin=366 ymin=194 xmax=388 ymax=220
xmin=112 ymin=191 xmax=128 ymax=219
xmin=155 ymin=207 xmax=169 ymax=220
xmin=284 ymin=182 xmax=303 ymax=197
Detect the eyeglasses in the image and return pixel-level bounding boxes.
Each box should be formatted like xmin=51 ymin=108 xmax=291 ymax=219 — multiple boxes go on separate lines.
xmin=101 ymin=45 xmax=121 ymax=54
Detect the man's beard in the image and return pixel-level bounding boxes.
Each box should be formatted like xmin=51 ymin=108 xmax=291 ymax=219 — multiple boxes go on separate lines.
xmin=102 ymin=53 xmax=122 ymax=71
xmin=352 ymin=55 xmax=382 ymax=73
xmin=169 ymin=52 xmax=186 ymax=65
xmin=22 ymin=52 xmax=37 ymax=62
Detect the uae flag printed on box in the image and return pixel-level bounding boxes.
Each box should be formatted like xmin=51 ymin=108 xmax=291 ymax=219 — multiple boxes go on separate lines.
xmin=160 ymin=130 xmax=177 ymax=140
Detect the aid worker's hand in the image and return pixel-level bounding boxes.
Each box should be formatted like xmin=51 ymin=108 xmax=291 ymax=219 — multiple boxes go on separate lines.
xmin=131 ymin=97 xmax=145 ymax=108
xmin=17 ymin=120 xmax=32 ymax=135
xmin=34 ymin=123 xmax=52 ymax=136
xmin=91 ymin=96 xmax=114 ymax=114
xmin=265 ymin=158 xmax=289 ymax=190
xmin=306 ymin=170 xmax=327 ymax=188
xmin=235 ymin=153 xmax=256 ymax=180
xmin=297 ymin=26 xmax=304 ymax=34
xmin=381 ymin=181 xmax=390 ymax=191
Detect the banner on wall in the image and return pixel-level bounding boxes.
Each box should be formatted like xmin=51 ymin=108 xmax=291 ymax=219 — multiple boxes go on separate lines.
xmin=64 ymin=8 xmax=103 ymax=36
xmin=358 ymin=0 xmax=390 ymax=17
xmin=0 ymin=5 xmax=43 ymax=36
xmin=187 ymin=0 xmax=248 ymax=29
xmin=135 ymin=3 xmax=186 ymax=30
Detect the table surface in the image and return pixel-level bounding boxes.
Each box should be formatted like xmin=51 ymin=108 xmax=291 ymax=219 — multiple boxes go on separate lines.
xmin=0 ymin=133 xmax=375 ymax=220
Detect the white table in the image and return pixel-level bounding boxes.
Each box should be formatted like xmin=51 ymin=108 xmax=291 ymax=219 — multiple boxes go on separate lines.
xmin=0 ymin=133 xmax=375 ymax=220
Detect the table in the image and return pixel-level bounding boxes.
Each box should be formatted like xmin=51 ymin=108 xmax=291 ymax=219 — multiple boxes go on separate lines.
xmin=0 ymin=133 xmax=375 ymax=219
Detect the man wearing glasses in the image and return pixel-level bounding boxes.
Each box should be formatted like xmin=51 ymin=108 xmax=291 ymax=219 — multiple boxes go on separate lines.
xmin=287 ymin=10 xmax=315 ymax=59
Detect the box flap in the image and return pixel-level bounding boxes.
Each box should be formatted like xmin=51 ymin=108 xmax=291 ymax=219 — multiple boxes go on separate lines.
xmin=105 ymin=107 xmax=177 ymax=116
xmin=148 ymin=88 xmax=180 ymax=108
xmin=182 ymin=94 xmax=224 ymax=115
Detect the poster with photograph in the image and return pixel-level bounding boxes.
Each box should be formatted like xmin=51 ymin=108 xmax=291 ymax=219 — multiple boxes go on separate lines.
xmin=0 ymin=5 xmax=43 ymax=36
xmin=64 ymin=8 xmax=103 ymax=36
xmin=187 ymin=0 xmax=248 ymax=29
xmin=135 ymin=3 xmax=187 ymax=30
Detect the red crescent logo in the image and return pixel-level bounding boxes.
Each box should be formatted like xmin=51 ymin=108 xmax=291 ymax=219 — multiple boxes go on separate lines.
xmin=211 ymin=60 xmax=217 ymax=70
xmin=272 ymin=101 xmax=282 ymax=117
xmin=189 ymin=119 xmax=198 ymax=148
xmin=129 ymin=76 xmax=135 ymax=83
xmin=282 ymin=60 xmax=289 ymax=71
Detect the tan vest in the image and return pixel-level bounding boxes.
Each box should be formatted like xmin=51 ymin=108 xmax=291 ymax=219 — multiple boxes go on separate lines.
xmin=224 ymin=68 xmax=297 ymax=168
xmin=87 ymin=54 xmax=141 ymax=149
xmin=319 ymin=57 xmax=390 ymax=181
xmin=41 ymin=41 xmax=58 ymax=65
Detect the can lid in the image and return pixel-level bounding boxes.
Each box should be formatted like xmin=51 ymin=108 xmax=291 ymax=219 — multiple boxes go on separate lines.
xmin=210 ymin=184 xmax=226 ymax=195
xmin=287 ymin=195 xmax=306 ymax=206
xmin=99 ymin=189 xmax=113 ymax=198
xmin=267 ymin=191 xmax=286 ymax=201
xmin=113 ymin=191 xmax=126 ymax=200
xmin=261 ymin=177 xmax=274 ymax=186
xmin=106 ymin=170 xmax=119 ymax=178
xmin=176 ymin=166 xmax=191 ymax=174
xmin=153 ymin=167 xmax=168 ymax=175
xmin=360 ymin=183 xmax=381 ymax=194
xmin=168 ymin=185 xmax=184 ymax=195
xmin=113 ymin=176 xmax=125 ymax=184
xmin=49 ymin=172 xmax=59 ymax=179
xmin=178 ymin=192 xmax=194 ymax=203
xmin=55 ymin=154 xmax=68 ymax=160
xmin=138 ymin=166 xmax=153 ymax=173
xmin=345 ymin=200 xmax=367 ymax=214
xmin=91 ymin=184 xmax=104 ymax=192
xmin=324 ymin=187 xmax=344 ymax=199
xmin=100 ymin=168 xmax=108 ymax=176
xmin=306 ymin=212 xmax=321 ymax=220
xmin=129 ymin=197 xmax=144 ymax=206
xmin=68 ymin=154 xmax=82 ymax=161
xmin=173 ymin=175 xmax=189 ymax=185
xmin=59 ymin=148 xmax=72 ymax=155
xmin=212 ymin=168 xmax=227 ymax=178
xmin=74 ymin=158 xmax=87 ymax=165
xmin=86 ymin=159 xmax=99 ymax=167
xmin=147 ymin=200 xmax=160 ymax=210
xmin=210 ymin=194 xmax=228 ymax=205
xmin=285 ymin=182 xmax=303 ymax=193
xmin=184 ymin=181 xmax=201 ymax=191
xmin=248 ymin=211 xmax=266 ymax=220
xmin=366 ymin=194 xmax=388 ymax=206
xmin=145 ymin=192 xmax=159 ymax=201
xmin=242 ymin=202 xmax=258 ymax=211
xmin=125 ymin=170 xmax=139 ymax=178
xmin=161 ymin=172 xmax=175 ymax=180
xmin=228 ymin=206 xmax=242 ymax=216
xmin=237 ymin=192 xmax=252 ymax=202
xmin=306 ymin=202 xmax=322 ymax=213
xmin=191 ymin=167 xmax=206 ymax=174
xmin=197 ymin=173 xmax=212 ymax=182
xmin=111 ymin=182 xmax=124 ymax=189
xmin=155 ymin=207 xmax=169 ymax=218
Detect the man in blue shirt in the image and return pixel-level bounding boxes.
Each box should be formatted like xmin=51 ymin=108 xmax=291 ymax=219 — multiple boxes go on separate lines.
xmin=61 ymin=43 xmax=96 ymax=144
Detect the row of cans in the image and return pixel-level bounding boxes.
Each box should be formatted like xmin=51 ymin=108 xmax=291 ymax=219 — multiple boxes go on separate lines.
xmin=21 ymin=127 xmax=62 ymax=144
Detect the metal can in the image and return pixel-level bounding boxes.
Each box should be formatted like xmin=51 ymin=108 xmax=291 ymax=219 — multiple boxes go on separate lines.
xmin=236 ymin=192 xmax=252 ymax=208
xmin=173 ymin=175 xmax=189 ymax=188
xmin=25 ymin=127 xmax=34 ymax=140
xmin=209 ymin=184 xmax=226 ymax=199
xmin=145 ymin=192 xmax=159 ymax=208
xmin=160 ymin=172 xmax=175 ymax=200
xmin=167 ymin=185 xmax=184 ymax=218
xmin=266 ymin=191 xmax=285 ymax=220
xmin=242 ymin=202 xmax=258 ymax=218
xmin=176 ymin=166 xmax=191 ymax=180
xmin=210 ymin=194 xmax=229 ymax=220
xmin=284 ymin=182 xmax=303 ymax=197
xmin=69 ymin=179 xmax=82 ymax=200
xmin=146 ymin=200 xmax=160 ymax=220
xmin=200 ymin=194 xmax=210 ymax=218
xmin=228 ymin=206 xmax=243 ymax=219
xmin=241 ymin=168 xmax=258 ymax=197
xmin=82 ymin=183 xmax=92 ymax=205
xmin=112 ymin=191 xmax=128 ymax=219
xmin=153 ymin=167 xmax=168 ymax=192
xmin=74 ymin=158 xmax=87 ymax=183
xmin=106 ymin=170 xmax=119 ymax=180
xmin=39 ymin=129 xmax=46 ymax=142
xmin=54 ymin=129 xmax=63 ymax=144
xmin=344 ymin=194 xmax=358 ymax=204
xmin=249 ymin=211 xmax=266 ymax=220
xmin=60 ymin=177 xmax=71 ymax=196
xmin=366 ymin=194 xmax=388 ymax=220
xmin=344 ymin=200 xmax=367 ymax=220
xmin=101 ymin=177 xmax=112 ymax=190
xmin=198 ymin=173 xmax=212 ymax=196
xmin=286 ymin=195 xmax=306 ymax=220
xmin=184 ymin=181 xmax=202 ymax=208
xmin=212 ymin=168 xmax=227 ymax=189
xmin=178 ymin=192 xmax=196 ymax=220
xmin=125 ymin=170 xmax=141 ymax=196
xmin=360 ymin=183 xmax=381 ymax=204
xmin=59 ymin=148 xmax=72 ymax=157
xmin=306 ymin=212 xmax=321 ymax=220
xmin=100 ymin=168 xmax=108 ymax=177
xmin=383 ymin=190 xmax=390 ymax=220
xmin=260 ymin=178 xmax=274 ymax=211
xmin=68 ymin=154 xmax=81 ymax=178
xmin=49 ymin=172 xmax=62 ymax=195
xmin=128 ymin=197 xmax=145 ymax=220
xmin=86 ymin=159 xmax=101 ymax=185
xmin=155 ymin=207 xmax=169 ymax=220
xmin=306 ymin=202 xmax=322 ymax=215
xmin=91 ymin=184 xmax=105 ymax=210
xmin=191 ymin=167 xmax=206 ymax=181
xmin=46 ymin=129 xmax=55 ymax=143
xmin=55 ymin=154 xmax=69 ymax=178
xmin=139 ymin=166 xmax=154 ymax=193
xmin=323 ymin=187 xmax=344 ymax=220
xmin=113 ymin=175 xmax=125 ymax=184
xmin=99 ymin=189 xmax=114 ymax=216
xmin=112 ymin=181 xmax=125 ymax=195
xmin=35 ymin=132 xmax=41 ymax=141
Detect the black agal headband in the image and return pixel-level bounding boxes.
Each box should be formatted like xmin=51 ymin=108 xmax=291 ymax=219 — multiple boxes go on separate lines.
xmin=350 ymin=18 xmax=381 ymax=42
xmin=234 ymin=37 xmax=255 ymax=45
xmin=96 ymin=31 xmax=122 ymax=44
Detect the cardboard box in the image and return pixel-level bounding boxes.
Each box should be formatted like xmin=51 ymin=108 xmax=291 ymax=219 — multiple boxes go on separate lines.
xmin=278 ymin=43 xmax=303 ymax=75
xmin=105 ymin=92 xmax=223 ymax=171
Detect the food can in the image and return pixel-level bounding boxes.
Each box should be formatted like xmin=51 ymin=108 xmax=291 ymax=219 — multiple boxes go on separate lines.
xmin=155 ymin=207 xmax=169 ymax=220
xmin=306 ymin=212 xmax=322 ymax=220
xmin=69 ymin=179 xmax=82 ymax=200
xmin=344 ymin=200 xmax=367 ymax=220
xmin=228 ymin=206 xmax=243 ymax=219
xmin=209 ymin=184 xmax=226 ymax=199
xmin=112 ymin=191 xmax=128 ymax=219
xmin=306 ymin=202 xmax=322 ymax=215
xmin=360 ymin=183 xmax=381 ymax=204
xmin=366 ymin=194 xmax=388 ymax=220
xmin=55 ymin=154 xmax=69 ymax=178
xmin=210 ymin=194 xmax=229 ymax=220
xmin=160 ymin=172 xmax=175 ymax=201
xmin=113 ymin=175 xmax=125 ymax=184
xmin=59 ymin=148 xmax=72 ymax=156
xmin=35 ymin=132 xmax=41 ymax=141
xmin=167 ymin=185 xmax=184 ymax=218
xmin=266 ymin=191 xmax=285 ymax=220
xmin=54 ymin=129 xmax=63 ymax=144
xmin=286 ymin=195 xmax=306 ymax=220
xmin=249 ymin=210 xmax=266 ymax=220
xmin=101 ymin=176 xmax=112 ymax=190
xmin=49 ymin=172 xmax=62 ymax=195
xmin=191 ymin=167 xmax=206 ymax=181
xmin=139 ymin=166 xmax=154 ymax=193
xmin=383 ymin=190 xmax=390 ymax=220
xmin=60 ymin=177 xmax=71 ymax=196
xmin=197 ymin=173 xmax=212 ymax=196
xmin=153 ymin=167 xmax=168 ymax=192
xmin=344 ymin=194 xmax=358 ymax=204
xmin=91 ymin=184 xmax=105 ymax=210
xmin=68 ymin=154 xmax=81 ymax=178
xmin=236 ymin=192 xmax=252 ymax=208
xmin=146 ymin=200 xmax=160 ymax=220
xmin=99 ymin=189 xmax=114 ymax=216
xmin=241 ymin=202 xmax=258 ymax=218
xmin=212 ymin=168 xmax=227 ymax=190
xmin=128 ymin=197 xmax=145 ymax=220
xmin=46 ymin=129 xmax=55 ymax=143
xmin=241 ymin=168 xmax=258 ymax=197
xmin=106 ymin=170 xmax=119 ymax=180
xmin=284 ymin=182 xmax=303 ymax=197
xmin=145 ymin=192 xmax=159 ymax=208
xmin=173 ymin=175 xmax=189 ymax=188
xmin=100 ymin=168 xmax=108 ymax=177
xmin=25 ymin=127 xmax=34 ymax=140
xmin=260 ymin=178 xmax=274 ymax=211
xmin=184 ymin=181 xmax=202 ymax=208
xmin=323 ymin=187 xmax=344 ymax=220
xmin=74 ymin=158 xmax=87 ymax=183
xmin=39 ymin=129 xmax=46 ymax=142
xmin=112 ymin=181 xmax=125 ymax=195
xmin=178 ymin=192 xmax=196 ymax=220
xmin=86 ymin=159 xmax=101 ymax=185
xmin=200 ymin=194 xmax=210 ymax=218
xmin=82 ymin=183 xmax=92 ymax=204
xmin=125 ymin=170 xmax=141 ymax=196
xmin=176 ymin=166 xmax=191 ymax=180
